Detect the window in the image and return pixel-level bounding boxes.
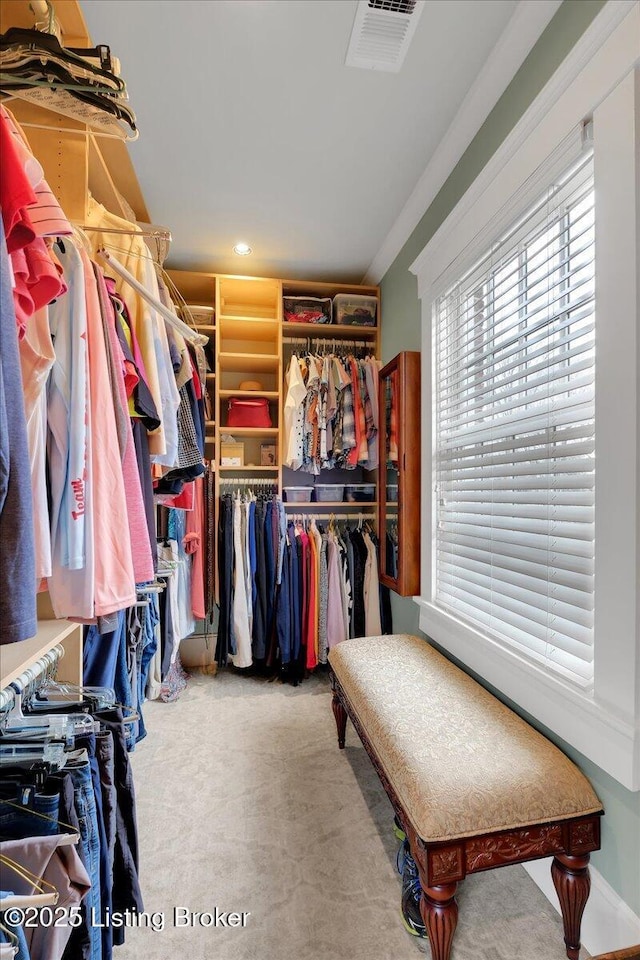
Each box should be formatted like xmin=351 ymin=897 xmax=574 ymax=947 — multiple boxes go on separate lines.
xmin=409 ymin=17 xmax=639 ymax=788
xmin=434 ymin=154 xmax=595 ymax=687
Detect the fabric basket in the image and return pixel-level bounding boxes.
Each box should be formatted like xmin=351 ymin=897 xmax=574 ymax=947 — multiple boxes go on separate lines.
xmin=227 ymin=397 xmax=272 ymax=428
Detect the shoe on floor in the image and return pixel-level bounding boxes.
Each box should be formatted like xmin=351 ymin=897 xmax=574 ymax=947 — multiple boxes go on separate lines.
xmin=393 ymin=814 xmax=406 ymax=842
xmin=396 ymin=837 xmax=410 ymax=875
xmin=400 ymin=843 xmax=427 ymax=938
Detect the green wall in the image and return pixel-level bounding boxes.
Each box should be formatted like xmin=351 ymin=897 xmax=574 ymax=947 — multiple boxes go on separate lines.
xmin=379 ymin=0 xmax=640 ymax=917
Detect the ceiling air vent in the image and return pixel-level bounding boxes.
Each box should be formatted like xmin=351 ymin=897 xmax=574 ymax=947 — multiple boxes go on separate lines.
xmin=345 ymin=0 xmax=425 ymax=73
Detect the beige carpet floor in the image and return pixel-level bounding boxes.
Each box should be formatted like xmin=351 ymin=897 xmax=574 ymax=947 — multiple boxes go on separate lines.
xmin=117 ymin=669 xmax=589 ymax=960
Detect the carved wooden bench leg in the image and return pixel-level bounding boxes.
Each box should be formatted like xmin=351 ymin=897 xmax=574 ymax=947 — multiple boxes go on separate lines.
xmin=552 ymin=853 xmax=591 ymax=960
xmin=331 ymin=692 xmax=347 ymax=749
xmin=419 ymin=882 xmax=459 ymax=960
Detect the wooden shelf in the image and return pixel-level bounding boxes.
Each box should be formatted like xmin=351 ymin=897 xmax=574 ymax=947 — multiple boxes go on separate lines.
xmin=166 ymin=269 xmax=216 ymax=304
xmin=219 ymin=316 xmax=279 ymax=341
xmin=220 ymin=426 xmax=279 ymax=437
xmin=206 ymin=372 xmax=216 ymax=380
xmin=195 ymin=324 xmax=216 ymax=334
xmin=218 ymin=465 xmax=279 ymax=473
xmin=219 ymin=389 xmax=279 ymax=399
xmin=282 ymin=279 xmax=379 ymax=299
xmin=282 ymin=322 xmax=378 ymax=340
xmin=218 ymin=276 xmax=281 ymax=319
xmin=283 ymin=501 xmax=378 ymax=509
xmin=219 ymin=352 xmax=279 ymax=373
xmin=0 ymin=619 xmax=82 ymax=689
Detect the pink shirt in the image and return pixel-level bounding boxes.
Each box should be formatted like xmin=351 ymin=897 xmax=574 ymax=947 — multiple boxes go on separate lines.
xmin=80 ymin=247 xmax=136 ymax=615
xmin=94 ymin=263 xmax=154 ymax=586
xmin=184 ymin=478 xmax=206 ymax=620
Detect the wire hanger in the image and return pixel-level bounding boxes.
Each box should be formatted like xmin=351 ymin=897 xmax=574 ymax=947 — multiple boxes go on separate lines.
xmin=0 ymin=920 xmax=19 ymax=957
xmin=0 ymin=802 xmax=79 ymax=846
xmin=0 ymin=855 xmax=60 ymax=910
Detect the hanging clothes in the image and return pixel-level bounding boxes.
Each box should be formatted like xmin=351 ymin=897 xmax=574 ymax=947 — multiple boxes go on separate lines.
xmin=283 ymin=351 xmax=381 ymax=474
xmin=231 ymin=492 xmax=252 ymax=669
xmin=84 ymin=198 xmax=167 ymax=458
xmin=216 ymin=490 xmax=284 ymax=669
xmin=215 ymin=497 xmax=392 ymax=680
xmin=0 ymin=216 xmax=37 ymax=643
xmin=1 ymin=104 xmax=210 ymax=702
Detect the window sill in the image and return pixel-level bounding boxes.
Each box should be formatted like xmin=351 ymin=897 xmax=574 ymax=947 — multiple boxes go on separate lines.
xmin=414 ymin=597 xmax=639 ymax=791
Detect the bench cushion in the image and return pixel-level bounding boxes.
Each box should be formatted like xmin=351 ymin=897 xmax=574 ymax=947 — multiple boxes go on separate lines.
xmin=328 ymin=634 xmax=602 ymax=843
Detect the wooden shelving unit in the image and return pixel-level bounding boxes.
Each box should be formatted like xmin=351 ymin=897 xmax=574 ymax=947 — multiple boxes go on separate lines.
xmin=165 ymin=270 xmax=382 ymax=610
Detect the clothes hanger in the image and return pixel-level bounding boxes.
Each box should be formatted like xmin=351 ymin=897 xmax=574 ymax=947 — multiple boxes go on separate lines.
xmin=29 ymin=679 xmax=115 ymax=712
xmin=0 ymin=25 xmax=126 ymax=90
xmin=0 ymin=856 xmax=60 ymax=910
xmin=0 ymin=922 xmax=19 ymax=958
xmin=0 ymin=69 xmax=137 ymax=137
xmin=0 ymin=802 xmax=79 ymax=845
xmin=0 ymin=689 xmax=93 ymax=739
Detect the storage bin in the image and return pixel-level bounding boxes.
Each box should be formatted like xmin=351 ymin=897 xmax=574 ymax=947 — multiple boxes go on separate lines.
xmin=344 ymin=484 xmax=376 ymax=502
xmin=333 ymin=294 xmax=377 ymax=326
xmin=314 ymin=484 xmax=344 ymax=502
xmin=181 ymin=304 xmax=215 ymax=325
xmin=283 ymin=296 xmax=332 ymax=324
xmin=386 ymin=484 xmax=398 ymax=503
xmin=284 ymin=487 xmax=313 ymax=503
xmin=220 ymin=441 xmax=244 ymax=467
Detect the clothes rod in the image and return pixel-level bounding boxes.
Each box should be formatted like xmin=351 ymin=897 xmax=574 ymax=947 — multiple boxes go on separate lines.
xmin=30 ymin=0 xmax=51 ymax=16
xmin=79 ymin=224 xmax=172 ymax=240
xmin=283 ymin=337 xmax=375 ymax=351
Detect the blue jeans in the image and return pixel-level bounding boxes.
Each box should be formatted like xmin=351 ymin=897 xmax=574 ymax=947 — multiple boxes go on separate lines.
xmin=76 ymin=733 xmax=112 ymax=960
xmin=137 ymin=594 xmax=158 ymax=741
xmin=65 ymin=749 xmax=102 ymax=960
xmin=0 ymin=788 xmax=59 ymax=839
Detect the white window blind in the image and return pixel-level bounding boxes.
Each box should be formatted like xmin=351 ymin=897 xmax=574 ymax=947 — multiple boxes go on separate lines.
xmin=434 ymin=152 xmax=595 ymax=685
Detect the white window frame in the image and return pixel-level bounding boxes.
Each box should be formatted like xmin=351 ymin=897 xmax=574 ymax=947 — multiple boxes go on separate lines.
xmin=410 ymin=5 xmax=640 ymax=790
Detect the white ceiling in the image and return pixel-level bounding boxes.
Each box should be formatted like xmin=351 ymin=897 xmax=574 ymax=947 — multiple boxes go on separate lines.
xmin=81 ymin=0 xmax=558 ymax=283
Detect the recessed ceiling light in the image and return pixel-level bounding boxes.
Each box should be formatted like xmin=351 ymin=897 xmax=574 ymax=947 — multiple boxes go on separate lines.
xmin=233 ymin=242 xmax=252 ymax=256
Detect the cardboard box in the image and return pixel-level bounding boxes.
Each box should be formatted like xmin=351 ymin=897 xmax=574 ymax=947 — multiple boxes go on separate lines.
xmin=220 ymin=441 xmax=244 ymax=466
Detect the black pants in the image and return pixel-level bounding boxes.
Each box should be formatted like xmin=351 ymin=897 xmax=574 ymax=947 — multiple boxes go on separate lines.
xmin=95 ymin=708 xmax=143 ymax=945
xmin=216 ymin=494 xmax=234 ymax=665
xmin=252 ymin=499 xmax=268 ymax=660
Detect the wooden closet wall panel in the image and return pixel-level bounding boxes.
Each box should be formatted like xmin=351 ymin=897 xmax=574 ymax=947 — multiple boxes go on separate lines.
xmin=10 ymin=101 xmax=89 ymax=223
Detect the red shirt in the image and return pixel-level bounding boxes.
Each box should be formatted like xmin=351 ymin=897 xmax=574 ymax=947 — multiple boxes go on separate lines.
xmin=0 ymin=108 xmax=37 ymax=253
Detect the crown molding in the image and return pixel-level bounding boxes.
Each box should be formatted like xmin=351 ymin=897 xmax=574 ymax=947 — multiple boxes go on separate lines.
xmin=363 ymin=0 xmax=636 ymax=285
xmin=409 ymin=0 xmax=638 ymax=289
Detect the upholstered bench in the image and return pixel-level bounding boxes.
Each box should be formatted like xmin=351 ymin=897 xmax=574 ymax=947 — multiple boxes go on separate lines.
xmin=328 ymin=634 xmax=603 ymax=960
